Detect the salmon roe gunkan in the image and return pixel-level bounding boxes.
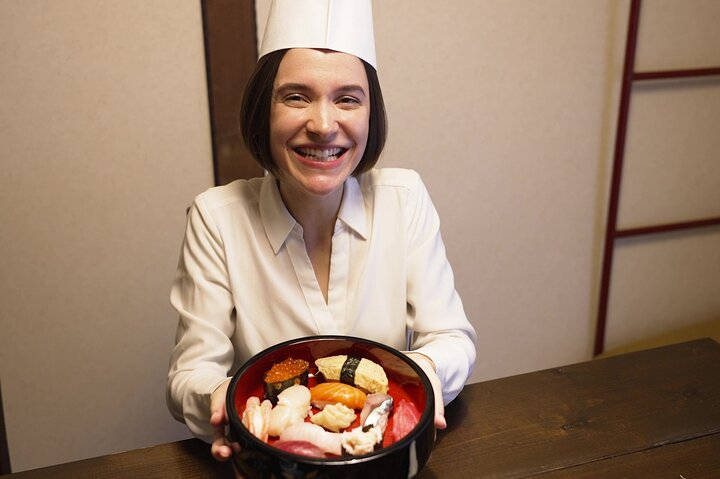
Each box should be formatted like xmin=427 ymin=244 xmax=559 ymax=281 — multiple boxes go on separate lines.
xmin=264 ymin=358 xmax=309 ymax=384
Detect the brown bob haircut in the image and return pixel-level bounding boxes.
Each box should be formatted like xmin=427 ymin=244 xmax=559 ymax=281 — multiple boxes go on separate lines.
xmin=240 ymin=49 xmax=388 ymax=176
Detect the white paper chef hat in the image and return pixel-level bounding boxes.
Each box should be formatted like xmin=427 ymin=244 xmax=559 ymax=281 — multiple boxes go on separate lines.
xmin=258 ymin=0 xmax=377 ymax=69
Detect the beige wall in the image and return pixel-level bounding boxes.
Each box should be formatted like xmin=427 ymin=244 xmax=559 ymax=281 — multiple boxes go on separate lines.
xmin=1 ymin=0 xmax=719 ymax=472
xmin=0 ymin=0 xmax=212 ymax=472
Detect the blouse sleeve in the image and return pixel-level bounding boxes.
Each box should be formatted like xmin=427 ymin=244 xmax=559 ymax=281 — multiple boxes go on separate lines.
xmin=404 ymin=171 xmax=477 ymax=404
xmin=166 ymin=196 xmax=236 ymax=441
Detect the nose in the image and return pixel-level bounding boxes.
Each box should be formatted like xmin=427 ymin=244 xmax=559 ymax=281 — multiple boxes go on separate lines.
xmin=306 ymin=100 xmax=338 ymax=138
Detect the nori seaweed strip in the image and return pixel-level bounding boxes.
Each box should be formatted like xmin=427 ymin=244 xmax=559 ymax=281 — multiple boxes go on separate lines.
xmin=340 ymin=356 xmax=361 ymax=385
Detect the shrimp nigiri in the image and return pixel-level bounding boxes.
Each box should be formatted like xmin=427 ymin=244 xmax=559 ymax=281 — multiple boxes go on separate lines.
xmin=310 ymin=382 xmax=367 ymax=410
xmin=241 ymin=396 xmax=272 ymax=443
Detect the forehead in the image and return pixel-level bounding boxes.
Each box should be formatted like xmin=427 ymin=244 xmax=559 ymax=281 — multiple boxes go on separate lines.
xmin=274 ymin=48 xmax=369 ymax=90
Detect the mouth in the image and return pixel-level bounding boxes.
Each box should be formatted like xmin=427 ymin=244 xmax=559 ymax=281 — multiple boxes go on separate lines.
xmin=293 ymin=146 xmax=348 ymax=162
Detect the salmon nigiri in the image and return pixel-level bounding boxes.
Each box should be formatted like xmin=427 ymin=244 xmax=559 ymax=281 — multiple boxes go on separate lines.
xmin=310 ymin=382 xmax=367 ymax=410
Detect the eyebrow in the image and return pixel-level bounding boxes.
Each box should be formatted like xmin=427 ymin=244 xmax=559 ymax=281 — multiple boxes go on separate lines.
xmin=274 ymin=82 xmax=367 ymax=98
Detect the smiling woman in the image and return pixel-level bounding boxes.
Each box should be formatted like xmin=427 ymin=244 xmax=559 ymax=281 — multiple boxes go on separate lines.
xmin=166 ymin=0 xmax=477 ymax=473
xmin=240 ymin=49 xmax=387 ymax=179
xmin=270 ymin=49 xmax=371 ymax=205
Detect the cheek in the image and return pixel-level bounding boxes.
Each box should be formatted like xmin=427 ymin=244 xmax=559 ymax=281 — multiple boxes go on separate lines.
xmin=355 ymin=119 xmax=371 ymax=152
xmin=270 ymin=109 xmax=304 ymax=142
xmin=347 ymin=111 xmax=370 ymax=146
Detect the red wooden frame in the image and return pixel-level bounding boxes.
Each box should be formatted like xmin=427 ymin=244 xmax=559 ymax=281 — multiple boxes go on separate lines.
xmin=594 ymin=0 xmax=720 ymax=355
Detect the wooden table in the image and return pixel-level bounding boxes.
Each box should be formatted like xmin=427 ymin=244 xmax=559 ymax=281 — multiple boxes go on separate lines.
xmin=8 ymin=338 xmax=720 ymax=478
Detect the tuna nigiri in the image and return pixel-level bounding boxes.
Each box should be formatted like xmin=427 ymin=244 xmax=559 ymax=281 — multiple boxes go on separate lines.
xmin=310 ymin=382 xmax=367 ymax=410
xmin=273 ymin=440 xmax=326 ymax=458
xmin=391 ymin=398 xmax=421 ymax=442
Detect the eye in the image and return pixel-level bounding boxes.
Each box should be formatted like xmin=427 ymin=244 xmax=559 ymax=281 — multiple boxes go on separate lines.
xmin=283 ymin=94 xmax=308 ymax=106
xmin=337 ymin=96 xmax=361 ymax=107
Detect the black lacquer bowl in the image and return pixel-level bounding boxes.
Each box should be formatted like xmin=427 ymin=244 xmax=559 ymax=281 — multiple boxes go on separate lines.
xmin=226 ymin=335 xmax=435 ymax=479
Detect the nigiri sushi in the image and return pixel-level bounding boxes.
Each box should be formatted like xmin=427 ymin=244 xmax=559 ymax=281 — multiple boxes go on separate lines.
xmin=310 ymin=382 xmax=367 ymax=410
xmin=264 ymin=357 xmax=309 ymax=404
xmin=340 ymin=395 xmax=393 ymax=455
xmin=360 ymin=393 xmax=393 ymax=425
xmin=362 ymin=395 xmax=392 ymax=437
xmin=315 ymin=355 xmax=389 ymax=394
xmin=267 ymin=384 xmax=311 ymax=437
xmin=390 ymin=398 xmax=421 ymax=442
xmin=341 ymin=426 xmax=381 ymax=456
xmin=273 ymin=440 xmax=326 ymax=458
xmin=310 ymin=402 xmax=356 ymax=432
xmin=241 ymin=396 xmax=272 ymax=443
xmin=279 ymin=422 xmax=342 ymax=456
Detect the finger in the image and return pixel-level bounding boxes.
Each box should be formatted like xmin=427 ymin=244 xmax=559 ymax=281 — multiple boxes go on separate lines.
xmin=407 ymin=353 xmax=446 ymax=427
xmin=210 ymin=409 xmax=226 ymax=428
xmin=211 ymin=441 xmax=233 ymax=461
xmin=212 ymin=422 xmax=233 ymax=461
xmin=431 ymin=377 xmax=447 ymax=429
xmin=434 ymin=408 xmax=447 ymax=429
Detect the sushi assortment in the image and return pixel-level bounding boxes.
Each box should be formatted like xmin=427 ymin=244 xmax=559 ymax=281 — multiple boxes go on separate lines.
xmin=239 ymin=354 xmax=421 ymax=459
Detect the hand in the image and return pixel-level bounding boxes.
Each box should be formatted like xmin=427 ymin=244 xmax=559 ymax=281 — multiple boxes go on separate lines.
xmin=406 ymin=352 xmax=447 ymax=430
xmin=209 ymin=378 xmax=239 ymax=461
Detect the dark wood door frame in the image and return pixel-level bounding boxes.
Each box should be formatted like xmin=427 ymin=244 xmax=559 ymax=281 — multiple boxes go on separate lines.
xmin=201 ymin=0 xmax=264 ymax=185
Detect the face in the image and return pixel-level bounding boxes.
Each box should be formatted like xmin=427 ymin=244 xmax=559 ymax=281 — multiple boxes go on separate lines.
xmin=270 ymin=48 xmax=370 ymax=207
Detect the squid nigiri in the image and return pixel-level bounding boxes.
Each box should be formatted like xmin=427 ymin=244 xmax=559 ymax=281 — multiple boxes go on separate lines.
xmin=310 ymin=382 xmax=367 ymax=410
xmin=279 ymin=422 xmax=342 ymax=456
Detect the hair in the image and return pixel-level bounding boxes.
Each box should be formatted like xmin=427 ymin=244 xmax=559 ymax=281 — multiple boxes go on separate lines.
xmin=240 ymin=49 xmax=388 ymax=176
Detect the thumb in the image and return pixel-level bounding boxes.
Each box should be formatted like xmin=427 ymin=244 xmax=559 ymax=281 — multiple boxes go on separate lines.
xmin=210 ymin=378 xmax=231 ymax=426
xmin=406 ymin=352 xmax=446 ymax=429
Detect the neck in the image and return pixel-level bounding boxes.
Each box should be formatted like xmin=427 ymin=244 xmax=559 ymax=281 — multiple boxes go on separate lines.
xmin=278 ymin=181 xmax=344 ymax=238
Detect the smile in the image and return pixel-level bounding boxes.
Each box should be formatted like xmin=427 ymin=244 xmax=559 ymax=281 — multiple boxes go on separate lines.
xmin=294 ymin=146 xmax=348 ymax=162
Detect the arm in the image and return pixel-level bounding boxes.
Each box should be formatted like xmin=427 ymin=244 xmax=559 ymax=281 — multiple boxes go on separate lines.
xmin=166 ymin=198 xmax=236 ymax=441
xmin=404 ymin=172 xmax=477 ymax=405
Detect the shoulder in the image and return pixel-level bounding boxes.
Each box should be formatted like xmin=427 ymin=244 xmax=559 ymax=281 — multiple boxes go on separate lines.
xmin=192 ymin=176 xmax=264 ymax=213
xmin=359 ymin=167 xmax=424 ymax=192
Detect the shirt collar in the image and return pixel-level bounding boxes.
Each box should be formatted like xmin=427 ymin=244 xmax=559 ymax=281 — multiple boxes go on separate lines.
xmin=259 ymin=174 xmax=296 ymax=254
xmin=259 ymin=174 xmax=368 ymax=254
xmin=337 ymin=175 xmax=368 ymax=240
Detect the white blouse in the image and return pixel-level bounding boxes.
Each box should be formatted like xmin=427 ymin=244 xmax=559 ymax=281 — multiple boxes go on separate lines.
xmin=167 ymin=168 xmax=476 ymax=439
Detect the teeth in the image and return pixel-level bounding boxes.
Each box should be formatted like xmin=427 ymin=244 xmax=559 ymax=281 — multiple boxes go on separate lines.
xmin=296 ymin=147 xmax=344 ymax=161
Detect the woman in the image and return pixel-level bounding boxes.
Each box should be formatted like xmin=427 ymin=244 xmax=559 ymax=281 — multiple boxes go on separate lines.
xmin=167 ymin=0 xmax=476 ymax=461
